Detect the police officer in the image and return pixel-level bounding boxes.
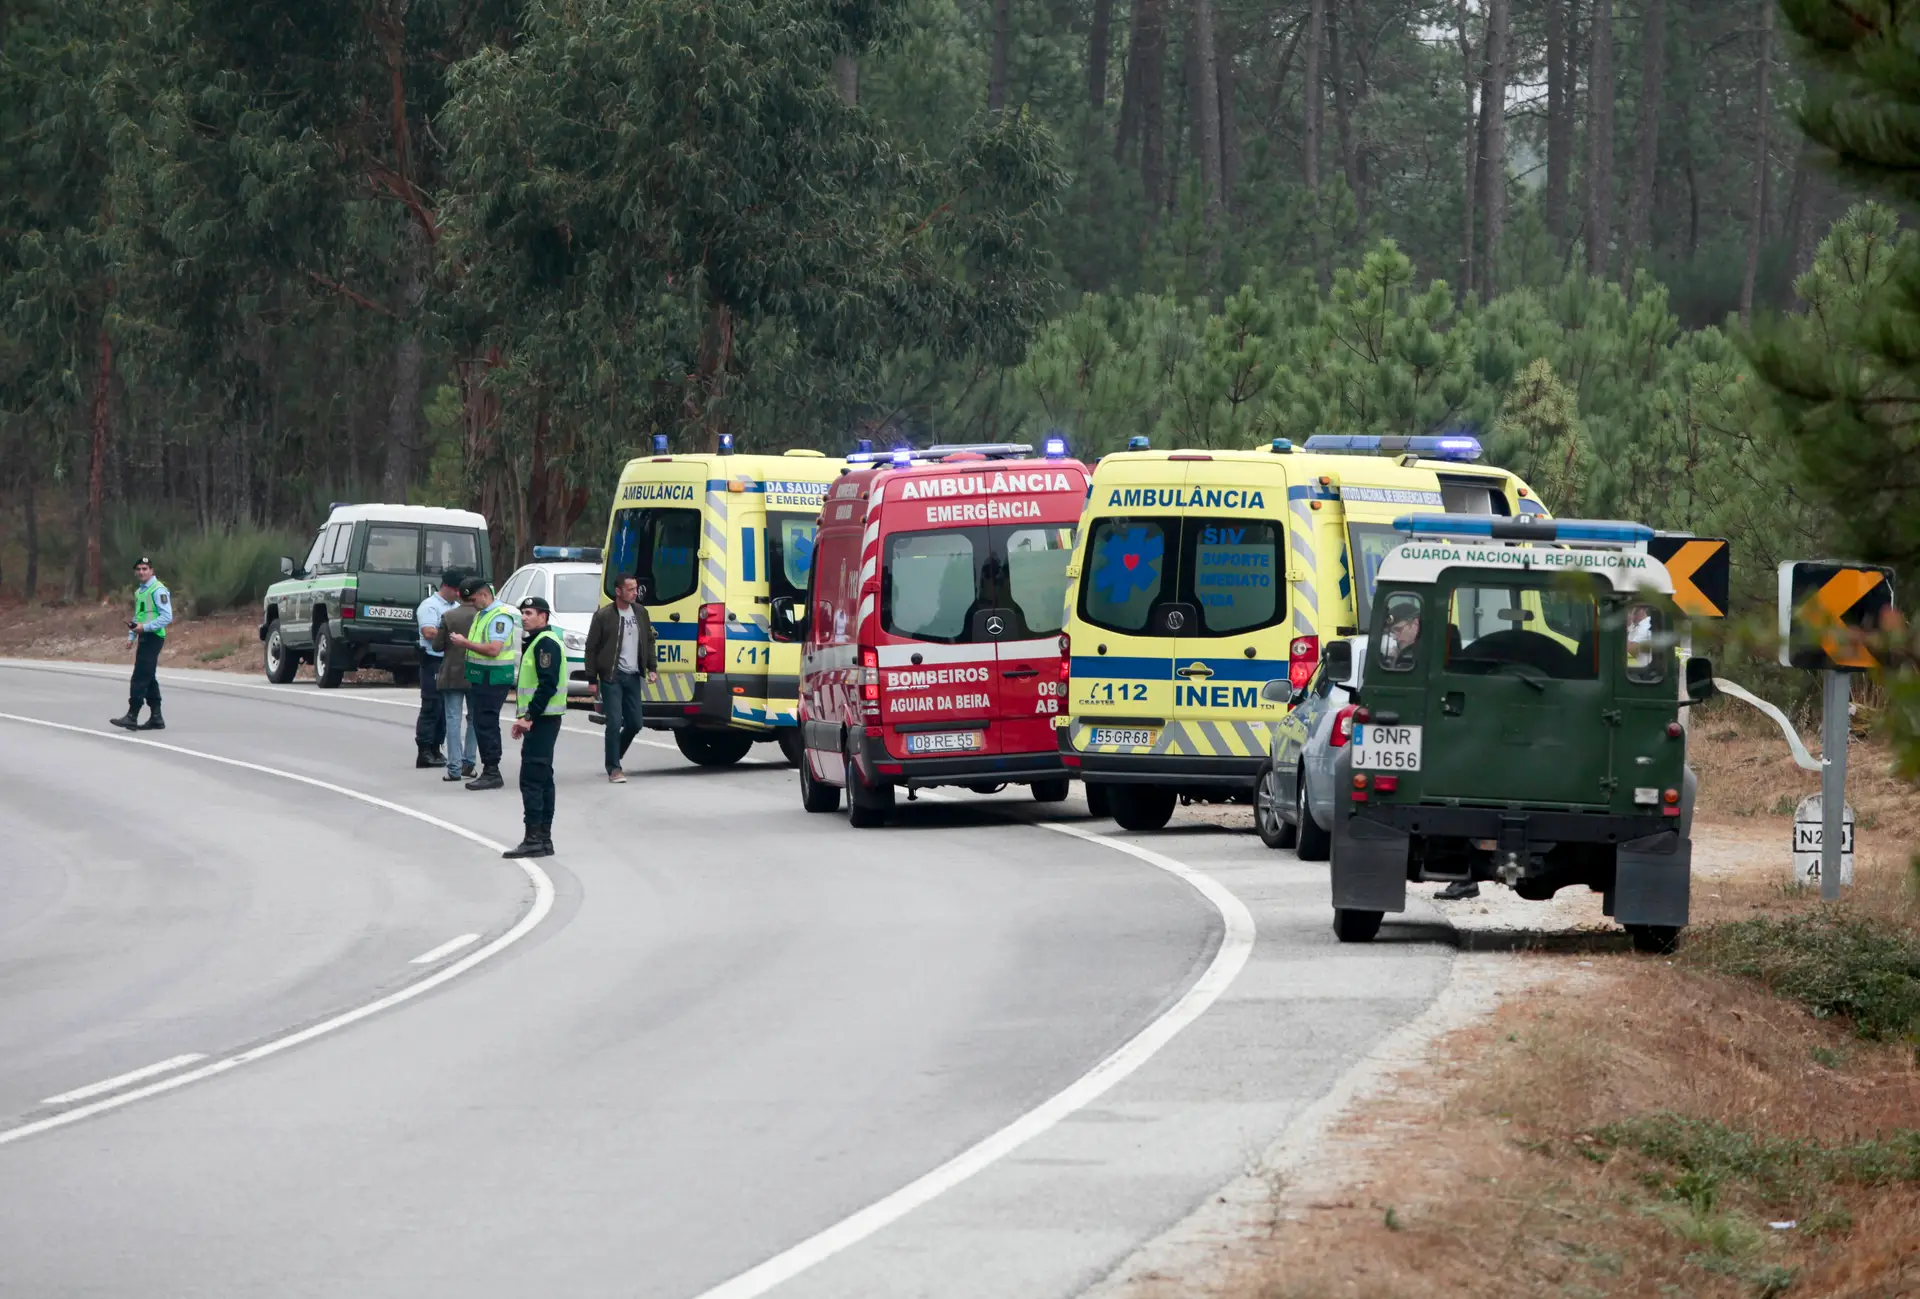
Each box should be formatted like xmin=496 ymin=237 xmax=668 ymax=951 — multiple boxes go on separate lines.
xmin=449 ymin=576 xmax=519 ymax=790
xmin=504 ymin=595 xmax=565 ymax=859
xmin=111 ymin=557 xmax=172 ymax=731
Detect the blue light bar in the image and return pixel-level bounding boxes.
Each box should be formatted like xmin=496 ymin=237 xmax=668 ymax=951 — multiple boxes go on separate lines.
xmin=651 ymin=434 xmax=669 ymax=454
xmin=890 ymin=447 xmax=913 ymax=468
xmin=718 ymin=433 xmax=734 ymax=454
xmin=1270 ymin=439 xmax=1293 ymax=454
xmin=1303 ymin=434 xmax=1483 ymax=462
xmin=1044 ymin=436 xmax=1068 ymax=459
xmin=531 ymin=545 xmax=604 ymax=563
xmin=1126 ymin=436 xmax=1151 ymax=451
xmin=1391 ymin=514 xmax=1654 ymax=544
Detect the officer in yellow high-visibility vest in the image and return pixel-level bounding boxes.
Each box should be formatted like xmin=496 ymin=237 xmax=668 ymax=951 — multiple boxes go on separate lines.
xmin=503 ymin=595 xmax=566 ymax=859
xmin=111 ymin=557 xmax=172 ymax=731
xmin=448 ymin=576 xmax=520 ymax=791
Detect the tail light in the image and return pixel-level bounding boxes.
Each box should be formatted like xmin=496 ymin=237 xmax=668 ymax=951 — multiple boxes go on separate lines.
xmin=1373 ymin=774 xmax=1398 ymax=794
xmin=860 ymin=646 xmax=881 ymax=719
xmin=1329 ymin=704 xmax=1357 ymax=748
xmin=1288 ymin=635 xmax=1319 ymax=690
xmin=340 ymin=605 xmax=356 ymax=621
xmin=1058 ymin=632 xmax=1071 ymax=684
xmin=696 ymin=602 xmax=727 ymax=671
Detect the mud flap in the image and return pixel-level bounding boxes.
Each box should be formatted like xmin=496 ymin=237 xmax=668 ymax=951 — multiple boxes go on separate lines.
xmin=1613 ymin=831 xmax=1690 ymax=928
xmin=1331 ymin=810 xmax=1410 ymax=914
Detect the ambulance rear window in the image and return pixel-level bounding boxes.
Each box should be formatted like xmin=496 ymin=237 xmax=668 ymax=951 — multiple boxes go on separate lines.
xmin=768 ymin=512 xmax=817 ymax=604
xmin=884 ymin=530 xmax=981 ymax=643
xmin=605 ymin=507 xmax=700 ymax=605
xmin=1003 ymin=526 xmax=1074 ymax=636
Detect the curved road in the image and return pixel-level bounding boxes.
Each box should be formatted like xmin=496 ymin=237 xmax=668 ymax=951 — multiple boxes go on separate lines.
xmin=0 ymin=660 xmax=1455 ymax=1299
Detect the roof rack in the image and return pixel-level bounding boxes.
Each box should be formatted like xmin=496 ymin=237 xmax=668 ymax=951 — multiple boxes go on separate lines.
xmin=1392 ymin=514 xmax=1653 ymax=545
xmin=1304 ymin=434 xmax=1483 ymax=463
xmin=845 ymin=440 xmax=1042 ymax=464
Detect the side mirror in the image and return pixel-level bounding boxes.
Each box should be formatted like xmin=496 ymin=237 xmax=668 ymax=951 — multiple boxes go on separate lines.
xmin=1320 ymin=639 xmax=1354 ymax=684
xmin=1260 ymin=678 xmax=1291 ymax=704
xmin=770 ymin=595 xmax=805 ymax=642
xmin=280 ymin=556 xmax=295 ymax=577
xmin=1684 ymin=655 xmax=1717 ymax=703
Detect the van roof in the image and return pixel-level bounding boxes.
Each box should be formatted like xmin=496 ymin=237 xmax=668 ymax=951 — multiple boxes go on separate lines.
xmin=324 ymin=503 xmax=488 ymax=529
xmin=614 ymin=452 xmax=846 ymax=482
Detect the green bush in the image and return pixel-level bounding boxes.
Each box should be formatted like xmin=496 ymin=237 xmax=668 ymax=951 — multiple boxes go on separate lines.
xmin=105 ymin=510 xmax=305 ymax=616
xmin=1684 ymin=911 xmax=1920 ymax=1044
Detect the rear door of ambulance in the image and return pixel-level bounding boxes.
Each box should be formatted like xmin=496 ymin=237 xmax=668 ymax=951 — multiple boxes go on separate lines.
xmin=983 ymin=466 xmax=1086 ymax=756
xmin=1070 ymin=461 xmax=1181 ymax=756
xmin=602 ymin=459 xmax=706 ymax=711
xmin=1165 ymin=456 xmax=1288 ymax=764
xmin=760 ymin=470 xmax=834 ymax=730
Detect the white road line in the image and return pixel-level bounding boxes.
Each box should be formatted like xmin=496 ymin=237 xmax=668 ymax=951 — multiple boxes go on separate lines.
xmin=409 ymin=933 xmax=481 ymax=965
xmin=689 ymin=807 xmax=1257 ymax=1299
xmin=0 ymin=712 xmax=555 ymax=1149
xmin=42 ymin=1054 xmax=207 ymax=1106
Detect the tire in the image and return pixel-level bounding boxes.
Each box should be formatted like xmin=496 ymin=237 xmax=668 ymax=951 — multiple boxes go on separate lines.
xmin=798 ymin=747 xmax=840 ymax=813
xmin=674 ymin=728 xmax=755 ymax=767
xmin=1296 ymin=776 xmax=1331 ymax=861
xmin=1255 ymin=762 xmax=1298 ymax=850
xmin=1111 ymin=784 xmax=1177 ymax=832
xmin=1333 ymin=908 xmax=1383 ymax=943
xmin=1031 ymin=778 xmax=1070 ymax=804
xmin=1085 ymin=782 xmax=1112 ymax=818
xmin=777 ymin=729 xmax=805 ymax=767
xmin=262 ymin=617 xmax=299 ymax=684
xmin=1627 ymin=925 xmax=1682 ymax=955
xmin=314 ymin=621 xmax=346 ymax=689
xmin=844 ymin=743 xmax=894 ymax=828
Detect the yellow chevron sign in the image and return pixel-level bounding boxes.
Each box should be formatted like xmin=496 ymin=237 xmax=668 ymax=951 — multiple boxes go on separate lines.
xmin=1649 ymin=536 xmax=1729 ymax=618
xmin=1779 ymin=561 xmax=1897 ymax=670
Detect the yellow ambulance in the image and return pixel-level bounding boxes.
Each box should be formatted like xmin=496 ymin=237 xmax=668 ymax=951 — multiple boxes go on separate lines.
xmin=599 ymin=436 xmax=843 ymax=767
xmin=1060 ymin=433 xmax=1548 ymax=829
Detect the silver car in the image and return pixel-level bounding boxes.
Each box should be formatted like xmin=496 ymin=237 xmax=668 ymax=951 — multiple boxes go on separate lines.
xmin=1255 ymin=636 xmax=1364 ymax=859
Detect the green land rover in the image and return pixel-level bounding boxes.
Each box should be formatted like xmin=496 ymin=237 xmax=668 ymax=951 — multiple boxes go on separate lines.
xmin=260 ymin=504 xmax=491 ymax=688
xmin=1326 ymin=514 xmax=1716 ymax=953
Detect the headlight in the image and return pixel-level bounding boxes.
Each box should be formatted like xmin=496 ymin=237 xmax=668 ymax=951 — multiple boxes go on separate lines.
xmin=563 ymin=631 xmax=586 ymax=653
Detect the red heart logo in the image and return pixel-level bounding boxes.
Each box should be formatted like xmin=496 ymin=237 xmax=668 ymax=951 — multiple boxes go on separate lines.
xmin=1122 ymin=554 xmax=1140 ymax=571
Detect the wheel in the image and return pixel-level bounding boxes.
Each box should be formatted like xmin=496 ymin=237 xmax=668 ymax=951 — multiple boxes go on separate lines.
xmin=314 ymin=621 xmax=346 ymax=689
xmin=1111 ymin=784 xmax=1177 ymax=832
xmin=674 ymin=728 xmax=755 ymax=767
xmin=844 ymin=743 xmax=894 ymax=828
xmin=262 ymin=617 xmax=299 ymax=684
xmin=1296 ymin=776 xmax=1331 ymax=861
xmin=1627 ymin=924 xmax=1682 ymax=955
xmin=1255 ymin=762 xmax=1298 ymax=850
xmin=776 ymin=729 xmax=805 ymax=767
xmin=798 ymin=747 xmax=841 ymax=813
xmin=1333 ymin=908 xmax=1383 ymax=943
xmin=1031 ymin=778 xmax=1070 ymax=804
xmin=1085 ymin=782 xmax=1112 ymax=818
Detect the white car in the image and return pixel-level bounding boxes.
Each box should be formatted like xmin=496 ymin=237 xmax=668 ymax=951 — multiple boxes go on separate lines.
xmin=495 ymin=549 xmax=604 ymax=700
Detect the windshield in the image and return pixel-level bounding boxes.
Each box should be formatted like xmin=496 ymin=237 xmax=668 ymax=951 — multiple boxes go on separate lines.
xmin=1445 ymin=585 xmax=1598 ymax=681
xmin=605 ymin=507 xmax=700 ymax=605
xmin=1080 ymin=516 xmax=1283 ymax=637
xmin=552 ymin=572 xmax=602 ymax=614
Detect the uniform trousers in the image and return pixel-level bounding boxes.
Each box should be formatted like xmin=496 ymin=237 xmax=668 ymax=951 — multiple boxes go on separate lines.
xmin=129 ymin=633 xmax=164 ymax=711
xmin=519 ymin=713 xmax=561 ymax=829
xmin=469 ymin=683 xmax=508 ymax=767
xmin=415 ymin=648 xmax=446 ymax=748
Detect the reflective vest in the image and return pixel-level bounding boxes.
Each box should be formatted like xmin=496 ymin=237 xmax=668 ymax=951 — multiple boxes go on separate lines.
xmin=464 ymin=602 xmax=522 ymax=686
xmin=516 ymin=627 xmax=568 ymax=719
xmin=133 ymin=580 xmax=169 ymax=638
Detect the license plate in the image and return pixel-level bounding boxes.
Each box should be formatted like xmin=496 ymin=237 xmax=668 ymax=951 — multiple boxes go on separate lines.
xmin=362 ymin=605 xmax=414 ymax=621
xmin=1353 ymin=723 xmax=1421 ymax=771
xmin=1090 ymin=727 xmax=1157 ymax=748
xmin=905 ymin=731 xmax=984 ymax=755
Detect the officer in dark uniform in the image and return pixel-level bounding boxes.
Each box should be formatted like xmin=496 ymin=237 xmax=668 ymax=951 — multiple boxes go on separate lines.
xmin=504 ymin=595 xmax=565 ymax=859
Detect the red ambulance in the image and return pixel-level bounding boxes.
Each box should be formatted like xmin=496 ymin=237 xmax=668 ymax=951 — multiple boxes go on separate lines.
xmin=789 ymin=441 xmax=1089 ymax=826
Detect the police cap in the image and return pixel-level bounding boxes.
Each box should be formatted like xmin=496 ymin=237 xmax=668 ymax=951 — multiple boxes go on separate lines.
xmin=134 ymin=556 xmax=155 ymax=569
xmin=518 ymin=596 xmax=552 ymax=615
xmin=460 ymin=576 xmax=491 ymax=599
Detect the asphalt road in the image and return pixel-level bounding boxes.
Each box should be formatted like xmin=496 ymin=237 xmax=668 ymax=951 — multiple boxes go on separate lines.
xmin=0 ymin=659 xmax=1455 ymax=1299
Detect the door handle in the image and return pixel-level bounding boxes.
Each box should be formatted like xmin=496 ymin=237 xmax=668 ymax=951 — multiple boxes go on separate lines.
xmin=1443 ymin=691 xmax=1465 ymax=716
xmin=1002 ymin=667 xmax=1040 ymax=679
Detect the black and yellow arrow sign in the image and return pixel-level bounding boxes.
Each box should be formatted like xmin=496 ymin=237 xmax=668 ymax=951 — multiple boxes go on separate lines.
xmin=1779 ymin=561 xmax=1897 ymax=671
xmin=1649 ymin=535 xmax=1730 ymax=618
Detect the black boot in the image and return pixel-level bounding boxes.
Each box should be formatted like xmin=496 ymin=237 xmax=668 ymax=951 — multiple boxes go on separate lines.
xmin=1434 ymin=879 xmax=1480 ymax=901
xmin=136 ymin=706 xmax=165 ymax=731
xmin=502 ymin=827 xmax=553 ymax=859
xmin=416 ymin=747 xmax=437 ymax=769
xmin=538 ymin=822 xmax=555 ymax=852
xmin=465 ymin=764 xmax=504 ymax=791
xmin=427 ymin=746 xmax=446 ymax=764
xmin=109 ymin=708 xmax=141 ymax=730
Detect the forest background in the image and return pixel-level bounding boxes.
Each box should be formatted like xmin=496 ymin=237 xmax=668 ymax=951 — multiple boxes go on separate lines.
xmin=3 ymin=0 xmax=1916 ymax=722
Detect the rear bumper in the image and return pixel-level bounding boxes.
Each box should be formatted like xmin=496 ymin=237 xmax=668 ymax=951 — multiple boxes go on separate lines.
xmin=1065 ymin=747 xmax=1264 ymax=788
xmin=863 ymin=737 xmax=1067 ymax=788
xmin=1356 ymin=804 xmax=1674 ymax=844
xmin=640 ymin=673 xmax=797 ymax=732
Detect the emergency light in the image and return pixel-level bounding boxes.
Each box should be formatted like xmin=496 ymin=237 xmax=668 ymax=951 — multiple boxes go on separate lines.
xmin=848 ymin=437 xmax=876 ymax=463
xmin=652 ymin=434 xmax=669 ymax=454
xmin=531 ymin=546 xmax=604 ymax=563
xmin=890 ymin=447 xmax=913 ymax=468
xmin=1391 ymin=514 xmax=1654 ymax=545
xmin=1044 ymin=436 xmax=1068 ymax=459
xmin=1270 ymin=439 xmax=1293 ymax=453
xmin=1303 ymin=434 xmax=1483 ymax=462
xmin=1126 ymin=436 xmax=1151 ymax=451
xmin=717 ymin=433 xmax=735 ymax=454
